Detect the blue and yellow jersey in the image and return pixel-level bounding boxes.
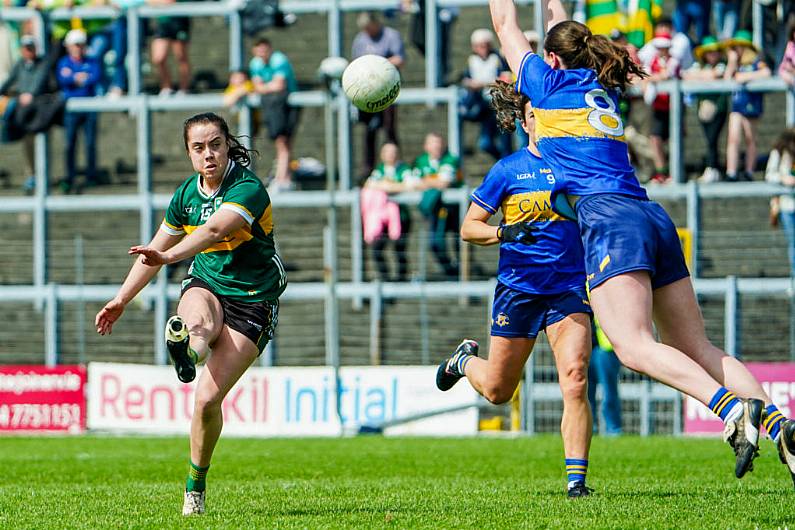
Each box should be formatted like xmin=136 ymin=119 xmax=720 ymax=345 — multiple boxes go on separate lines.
xmin=471 ymin=148 xmax=586 ymax=295
xmin=515 ymin=53 xmax=647 ymax=200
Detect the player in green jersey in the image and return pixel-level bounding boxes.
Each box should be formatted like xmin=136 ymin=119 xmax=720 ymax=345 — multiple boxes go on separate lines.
xmin=95 ymin=112 xmax=286 ymax=516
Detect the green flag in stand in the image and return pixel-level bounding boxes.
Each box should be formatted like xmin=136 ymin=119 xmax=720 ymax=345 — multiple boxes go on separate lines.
xmin=585 ymin=0 xmax=624 ymax=36
xmin=625 ymin=0 xmax=663 ymax=47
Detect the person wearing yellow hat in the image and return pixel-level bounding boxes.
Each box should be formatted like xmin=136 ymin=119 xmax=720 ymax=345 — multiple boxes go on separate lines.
xmin=723 ymin=29 xmax=771 ymax=182
xmin=683 ymin=36 xmax=728 ymax=183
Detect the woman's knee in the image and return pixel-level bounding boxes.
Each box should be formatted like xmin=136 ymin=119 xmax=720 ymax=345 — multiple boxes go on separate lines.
xmin=183 ymin=312 xmax=217 ymax=341
xmin=482 ymin=382 xmax=516 ymax=405
xmin=559 ymin=360 xmax=588 ymax=402
xmin=610 ymin=339 xmax=653 ymax=374
xmin=194 ymin=390 xmax=223 ymax=418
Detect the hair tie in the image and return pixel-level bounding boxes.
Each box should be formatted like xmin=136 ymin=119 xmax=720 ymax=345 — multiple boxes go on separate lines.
xmin=584 ymin=35 xmax=590 ymax=44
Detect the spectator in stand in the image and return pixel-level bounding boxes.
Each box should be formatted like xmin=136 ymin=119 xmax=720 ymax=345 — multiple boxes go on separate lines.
xmin=759 ymin=0 xmax=794 ymax=70
xmin=363 ymin=142 xmax=417 ymax=281
xmin=351 ymin=11 xmax=405 ymax=178
xmin=779 ymin=22 xmax=795 ymax=87
xmin=765 ymin=130 xmax=795 ymax=277
xmin=104 ymin=0 xmax=144 ymax=97
xmin=639 ymin=16 xmax=693 ymax=72
xmin=724 ymin=30 xmax=771 ymax=182
xmin=644 ymin=31 xmax=679 ymax=184
xmin=683 ymin=36 xmax=729 ymax=183
xmin=249 ymin=38 xmax=299 ymax=192
xmin=404 ymin=0 xmax=457 ymax=85
xmin=673 ymin=0 xmax=711 ymax=44
xmin=459 ymin=29 xmax=512 ymax=160
xmin=28 ymin=0 xmax=113 ymax=69
xmin=56 ymin=29 xmax=101 ymax=193
xmin=223 ymin=69 xmax=259 ymax=134
xmin=6 ymin=0 xmax=34 ymax=43
xmin=0 ymin=35 xmax=51 ymax=193
xmin=713 ymin=0 xmax=740 ymax=40
xmin=76 ymin=0 xmax=117 ymax=95
xmin=150 ymin=0 xmax=191 ymax=96
xmin=414 ymin=132 xmax=462 ymax=279
xmin=223 ymin=69 xmax=254 ymax=108
xmin=103 ymin=0 xmax=177 ymax=97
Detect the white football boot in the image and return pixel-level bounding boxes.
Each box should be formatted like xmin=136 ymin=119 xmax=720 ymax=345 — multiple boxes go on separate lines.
xmin=182 ymin=490 xmax=205 ymax=516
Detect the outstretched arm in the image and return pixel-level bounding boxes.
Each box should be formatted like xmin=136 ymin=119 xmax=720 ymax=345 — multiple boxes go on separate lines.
xmin=129 ymin=209 xmax=248 ymax=266
xmin=95 ymin=228 xmax=182 ymax=335
xmin=489 ymin=0 xmax=533 ymax=74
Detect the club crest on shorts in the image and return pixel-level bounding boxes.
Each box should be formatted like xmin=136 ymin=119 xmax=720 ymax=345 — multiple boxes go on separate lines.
xmin=494 ymin=312 xmax=510 ymax=327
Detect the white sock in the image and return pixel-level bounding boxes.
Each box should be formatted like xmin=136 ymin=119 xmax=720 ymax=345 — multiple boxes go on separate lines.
xmin=724 ymin=400 xmax=743 ymax=424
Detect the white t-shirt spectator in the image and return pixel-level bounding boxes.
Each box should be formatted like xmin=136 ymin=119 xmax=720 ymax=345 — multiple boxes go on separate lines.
xmin=766 ymin=149 xmax=795 ymax=213
xmin=639 ymin=32 xmax=693 ymax=72
xmin=464 ymin=52 xmax=505 ymax=85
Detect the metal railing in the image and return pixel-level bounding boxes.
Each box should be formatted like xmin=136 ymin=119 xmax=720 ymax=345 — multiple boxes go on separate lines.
xmin=652 ymin=78 xmax=795 ymax=184
xmin=0 ymin=85 xmax=461 ymax=295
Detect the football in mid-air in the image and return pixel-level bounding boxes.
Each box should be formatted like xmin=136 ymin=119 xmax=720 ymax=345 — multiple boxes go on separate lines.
xmin=342 ymin=54 xmax=401 ymax=113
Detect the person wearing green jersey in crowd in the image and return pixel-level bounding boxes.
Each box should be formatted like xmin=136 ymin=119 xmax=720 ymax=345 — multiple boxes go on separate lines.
xmin=414 ymin=132 xmax=463 ymax=278
xmin=95 ymin=112 xmax=287 ymax=516
xmin=363 ymin=141 xmax=417 ymax=281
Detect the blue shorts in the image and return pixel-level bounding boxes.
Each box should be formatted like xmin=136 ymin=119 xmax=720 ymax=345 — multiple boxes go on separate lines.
xmin=491 ymin=282 xmax=592 ymax=339
xmin=575 ymin=193 xmax=690 ymax=290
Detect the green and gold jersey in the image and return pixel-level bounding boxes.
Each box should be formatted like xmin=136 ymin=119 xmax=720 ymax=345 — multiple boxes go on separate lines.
xmin=369 ymin=162 xmax=414 ymax=184
xmin=161 ymin=161 xmax=287 ymax=302
xmin=412 ymin=152 xmax=463 ymax=187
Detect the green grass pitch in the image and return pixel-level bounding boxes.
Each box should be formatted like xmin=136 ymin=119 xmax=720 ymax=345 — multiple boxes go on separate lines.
xmin=1 ymin=435 xmax=793 ymax=528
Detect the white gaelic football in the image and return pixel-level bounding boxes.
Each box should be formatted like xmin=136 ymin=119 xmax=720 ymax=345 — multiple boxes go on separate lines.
xmin=342 ymin=54 xmax=401 ymax=113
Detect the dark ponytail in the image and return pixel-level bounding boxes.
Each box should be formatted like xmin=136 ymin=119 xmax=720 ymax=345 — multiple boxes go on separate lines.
xmin=544 ymin=21 xmax=647 ymax=91
xmin=489 ymin=80 xmax=529 ymax=133
xmin=183 ymin=112 xmax=258 ymax=167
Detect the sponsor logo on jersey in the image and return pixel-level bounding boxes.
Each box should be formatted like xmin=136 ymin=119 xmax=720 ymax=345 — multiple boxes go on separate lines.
xmin=539 ymin=168 xmax=552 ymax=174
xmin=516 ymin=173 xmax=535 ymax=180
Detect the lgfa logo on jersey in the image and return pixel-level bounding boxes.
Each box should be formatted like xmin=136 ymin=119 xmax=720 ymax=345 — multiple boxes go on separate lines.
xmin=516 ymin=172 xmax=535 ymax=180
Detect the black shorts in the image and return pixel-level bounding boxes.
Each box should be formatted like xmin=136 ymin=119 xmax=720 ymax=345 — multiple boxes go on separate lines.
xmin=181 ymin=277 xmax=279 ymax=353
xmin=261 ymin=92 xmax=299 ymax=140
xmin=650 ymin=109 xmax=670 ymax=140
xmin=154 ymin=17 xmax=191 ymax=42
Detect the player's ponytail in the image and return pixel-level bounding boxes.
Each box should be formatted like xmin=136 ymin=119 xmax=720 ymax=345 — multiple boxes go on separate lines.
xmin=545 ymin=21 xmax=646 ymax=91
xmin=183 ymin=112 xmax=259 ymax=168
xmin=489 ymin=80 xmax=529 ymax=133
